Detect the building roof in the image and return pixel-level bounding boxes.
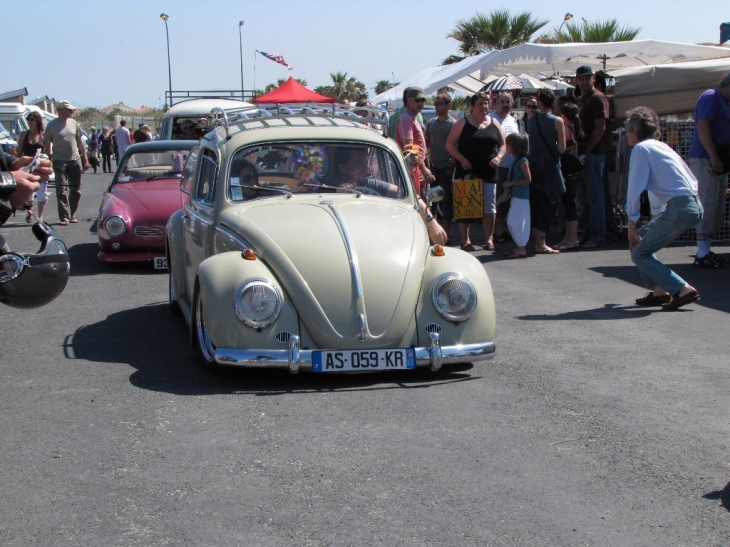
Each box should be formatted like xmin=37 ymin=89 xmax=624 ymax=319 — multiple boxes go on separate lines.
xmin=0 ymin=87 xmax=28 ymax=102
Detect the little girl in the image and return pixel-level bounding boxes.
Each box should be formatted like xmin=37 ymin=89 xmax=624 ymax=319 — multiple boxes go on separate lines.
xmin=502 ymin=133 xmax=531 ymax=258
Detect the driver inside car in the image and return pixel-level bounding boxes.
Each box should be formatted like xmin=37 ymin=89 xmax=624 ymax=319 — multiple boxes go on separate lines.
xmin=332 ymin=148 xmax=399 ymax=198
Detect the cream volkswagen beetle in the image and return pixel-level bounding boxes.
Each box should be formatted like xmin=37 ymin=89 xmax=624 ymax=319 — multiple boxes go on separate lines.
xmin=166 ymin=104 xmax=496 ymax=374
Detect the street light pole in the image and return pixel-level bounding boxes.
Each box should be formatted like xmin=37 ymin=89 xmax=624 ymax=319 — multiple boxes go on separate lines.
xmin=239 ymin=21 xmax=245 ymax=101
xmin=160 ymin=13 xmax=172 ymax=107
xmin=558 ymin=12 xmax=573 ymax=34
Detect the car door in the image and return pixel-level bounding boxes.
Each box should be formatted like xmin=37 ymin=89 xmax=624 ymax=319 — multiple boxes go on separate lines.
xmin=182 ymin=148 xmax=219 ymax=296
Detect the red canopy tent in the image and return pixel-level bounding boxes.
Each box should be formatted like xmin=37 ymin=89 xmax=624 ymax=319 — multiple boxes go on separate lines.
xmin=254 ymin=77 xmax=335 ymax=104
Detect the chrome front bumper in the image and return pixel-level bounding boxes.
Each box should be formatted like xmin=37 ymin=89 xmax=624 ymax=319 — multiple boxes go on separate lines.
xmin=214 ymin=333 xmax=495 ymax=373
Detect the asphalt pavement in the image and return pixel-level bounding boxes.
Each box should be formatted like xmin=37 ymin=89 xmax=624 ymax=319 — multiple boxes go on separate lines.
xmin=1 ymin=171 xmax=729 ymax=546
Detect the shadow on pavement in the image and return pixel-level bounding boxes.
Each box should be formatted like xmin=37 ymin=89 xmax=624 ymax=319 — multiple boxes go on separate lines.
xmin=67 ymin=242 xmax=166 ymax=277
xmin=703 ymin=481 xmax=730 ymax=513
xmin=67 ymin=303 xmax=479 ymax=395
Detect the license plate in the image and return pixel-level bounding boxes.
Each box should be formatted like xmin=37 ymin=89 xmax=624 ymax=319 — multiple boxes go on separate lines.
xmin=154 ymin=257 xmax=168 ymax=270
xmin=312 ymin=348 xmax=416 ymax=372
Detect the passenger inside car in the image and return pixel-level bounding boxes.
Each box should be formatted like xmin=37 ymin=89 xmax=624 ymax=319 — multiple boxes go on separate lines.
xmin=331 ymin=147 xmax=399 ymax=198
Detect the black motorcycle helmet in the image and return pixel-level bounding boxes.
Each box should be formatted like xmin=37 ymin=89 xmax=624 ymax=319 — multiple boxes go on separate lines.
xmin=0 ymin=222 xmax=70 ymax=309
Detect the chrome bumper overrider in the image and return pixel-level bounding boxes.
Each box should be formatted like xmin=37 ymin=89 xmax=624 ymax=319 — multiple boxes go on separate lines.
xmin=214 ymin=333 xmax=495 ymax=373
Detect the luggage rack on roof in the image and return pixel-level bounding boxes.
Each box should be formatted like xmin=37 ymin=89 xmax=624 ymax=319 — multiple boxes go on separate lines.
xmin=209 ymin=103 xmax=389 ymax=140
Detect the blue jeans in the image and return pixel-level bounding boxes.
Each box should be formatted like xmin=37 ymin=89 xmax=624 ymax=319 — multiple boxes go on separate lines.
xmin=580 ymin=153 xmax=606 ymax=244
xmin=631 ymin=195 xmax=703 ymax=294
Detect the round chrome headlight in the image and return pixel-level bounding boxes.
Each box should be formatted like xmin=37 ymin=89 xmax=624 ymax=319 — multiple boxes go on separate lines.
xmin=432 ymin=274 xmax=477 ymax=323
xmin=104 ymin=215 xmax=126 ymax=237
xmin=234 ymin=280 xmax=282 ymax=328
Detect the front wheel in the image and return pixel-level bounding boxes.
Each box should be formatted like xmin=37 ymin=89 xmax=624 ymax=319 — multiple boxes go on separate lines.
xmin=194 ymin=289 xmax=227 ymax=375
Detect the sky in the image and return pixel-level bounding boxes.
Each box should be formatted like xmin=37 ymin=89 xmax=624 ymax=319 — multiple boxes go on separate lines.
xmin=8 ymin=0 xmax=730 ymax=110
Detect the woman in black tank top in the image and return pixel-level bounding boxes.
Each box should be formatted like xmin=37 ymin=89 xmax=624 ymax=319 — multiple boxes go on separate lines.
xmin=445 ymin=92 xmax=505 ymax=252
xmin=17 ymin=112 xmax=46 ymax=221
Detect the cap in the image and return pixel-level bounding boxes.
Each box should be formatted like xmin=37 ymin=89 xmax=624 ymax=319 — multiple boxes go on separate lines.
xmin=575 ymin=66 xmax=594 ymax=78
xmin=139 ymin=123 xmax=145 ymax=128
xmin=55 ymin=99 xmax=77 ymax=111
xmin=405 ymin=87 xmax=427 ymax=101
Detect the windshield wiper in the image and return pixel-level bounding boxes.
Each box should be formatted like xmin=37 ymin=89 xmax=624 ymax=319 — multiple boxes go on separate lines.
xmin=145 ymin=171 xmax=181 ymax=181
xmin=298 ymin=181 xmax=361 ymax=196
xmin=241 ymin=184 xmax=293 ymax=197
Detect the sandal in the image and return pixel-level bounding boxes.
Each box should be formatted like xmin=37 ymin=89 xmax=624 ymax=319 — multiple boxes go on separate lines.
xmin=535 ymin=247 xmax=560 ymax=254
xmin=484 ymin=242 xmax=495 ymax=251
xmin=558 ymin=241 xmax=580 ymax=252
xmin=59 ymin=219 xmax=69 ymax=226
xmin=69 ymin=217 xmax=78 ymax=223
xmin=460 ymin=243 xmax=478 ymax=252
xmin=504 ymin=252 xmax=527 ymax=259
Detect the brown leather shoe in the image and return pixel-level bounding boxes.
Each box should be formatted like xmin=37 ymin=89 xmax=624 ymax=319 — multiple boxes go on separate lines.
xmin=661 ymin=289 xmax=700 ymax=311
xmin=635 ymin=292 xmax=671 ymax=306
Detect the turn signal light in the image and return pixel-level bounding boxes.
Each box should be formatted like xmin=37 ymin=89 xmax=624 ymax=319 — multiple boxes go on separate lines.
xmin=242 ymin=249 xmax=256 ymax=260
xmin=432 ymin=245 xmax=445 ymax=256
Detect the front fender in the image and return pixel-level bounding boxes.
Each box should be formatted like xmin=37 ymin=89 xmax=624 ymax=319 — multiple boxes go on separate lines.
xmin=196 ymin=251 xmax=300 ymax=351
xmin=167 ymin=209 xmax=187 ymax=310
xmin=415 ymin=248 xmax=496 ymax=348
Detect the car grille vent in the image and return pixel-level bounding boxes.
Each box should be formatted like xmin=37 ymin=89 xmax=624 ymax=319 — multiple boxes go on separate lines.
xmin=275 ymin=331 xmax=292 ymax=344
xmin=134 ymin=226 xmax=164 ymax=238
xmin=425 ymin=323 xmax=442 ymax=334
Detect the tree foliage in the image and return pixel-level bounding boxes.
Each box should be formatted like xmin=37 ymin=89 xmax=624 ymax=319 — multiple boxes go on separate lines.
xmin=375 ymin=80 xmax=399 ymax=95
xmin=444 ymin=9 xmax=549 ymax=65
xmin=316 ymin=72 xmax=367 ymax=103
xmin=541 ymin=18 xmax=641 ymax=43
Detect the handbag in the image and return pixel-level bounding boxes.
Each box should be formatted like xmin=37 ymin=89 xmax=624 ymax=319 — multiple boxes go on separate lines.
xmin=560 ymin=150 xmax=585 ymax=176
xmin=453 ymin=176 xmax=485 ymax=222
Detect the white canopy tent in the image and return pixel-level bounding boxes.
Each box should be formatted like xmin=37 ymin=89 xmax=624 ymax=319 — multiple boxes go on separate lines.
xmin=373 ymin=40 xmax=730 ymax=108
xmin=610 ymin=57 xmax=730 ymax=118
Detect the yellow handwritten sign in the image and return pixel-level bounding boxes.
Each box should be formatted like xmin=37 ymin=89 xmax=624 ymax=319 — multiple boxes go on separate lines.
xmin=453 ymin=179 xmax=484 ymax=221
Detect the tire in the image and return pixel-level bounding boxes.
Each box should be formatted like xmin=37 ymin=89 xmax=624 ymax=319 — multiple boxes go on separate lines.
xmin=193 ymin=288 xmax=227 ymax=375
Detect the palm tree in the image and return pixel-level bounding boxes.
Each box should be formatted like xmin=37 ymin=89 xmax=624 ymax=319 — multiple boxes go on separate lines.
xmin=542 ymin=18 xmax=641 ymax=43
xmin=320 ymin=72 xmax=367 ymax=102
xmin=444 ymin=9 xmax=549 ymax=65
xmin=375 ymin=80 xmax=399 ymax=95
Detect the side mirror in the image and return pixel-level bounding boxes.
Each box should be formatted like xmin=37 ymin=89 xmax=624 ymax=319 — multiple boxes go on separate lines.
xmin=425 ymin=185 xmax=444 ymax=205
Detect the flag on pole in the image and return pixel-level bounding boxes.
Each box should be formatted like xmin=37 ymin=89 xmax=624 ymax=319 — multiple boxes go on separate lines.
xmin=257 ymin=50 xmax=293 ymax=71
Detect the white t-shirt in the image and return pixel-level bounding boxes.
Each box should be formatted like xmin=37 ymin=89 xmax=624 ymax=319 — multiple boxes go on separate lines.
xmin=116 ymin=126 xmax=131 ymax=150
xmin=489 ymin=112 xmax=521 ymax=168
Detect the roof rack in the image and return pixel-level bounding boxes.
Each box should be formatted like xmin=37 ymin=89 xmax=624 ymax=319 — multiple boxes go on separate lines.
xmin=209 ymin=103 xmax=390 ymax=140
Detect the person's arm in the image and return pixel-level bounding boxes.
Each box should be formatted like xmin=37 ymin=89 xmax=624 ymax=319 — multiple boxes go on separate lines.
xmin=696 ymin=118 xmax=724 ymax=173
xmin=417 ymin=196 xmax=447 ymax=244
xmin=504 ymin=159 xmax=531 ymax=188
xmin=555 ymin=116 xmax=567 ymax=154
xmin=445 ymin=118 xmax=470 ymax=172
xmin=625 ymin=144 xmax=650 ymax=248
xmin=489 ymin=119 xmax=506 ymax=168
xmin=76 ymin=126 xmax=89 ymax=170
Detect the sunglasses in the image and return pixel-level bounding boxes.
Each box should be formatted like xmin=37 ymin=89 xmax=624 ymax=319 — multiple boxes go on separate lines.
xmin=526 ymin=105 xmax=538 ymax=109
xmin=412 ymin=98 xmax=426 ymax=103
xmin=434 ymin=102 xmax=449 ymax=107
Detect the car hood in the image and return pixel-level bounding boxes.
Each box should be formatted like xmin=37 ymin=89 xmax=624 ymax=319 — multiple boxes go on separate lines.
xmin=221 ymin=197 xmax=427 ymax=348
xmin=111 ymin=180 xmax=185 ymax=218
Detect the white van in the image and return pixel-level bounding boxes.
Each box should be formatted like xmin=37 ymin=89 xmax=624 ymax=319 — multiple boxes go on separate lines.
xmin=159 ymin=98 xmax=252 ymax=141
xmin=0 ymin=103 xmax=27 ymax=156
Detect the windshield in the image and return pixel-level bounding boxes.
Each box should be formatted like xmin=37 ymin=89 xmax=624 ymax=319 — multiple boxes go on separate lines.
xmin=0 ymin=121 xmax=12 ymax=140
xmin=228 ymin=142 xmax=408 ymax=201
xmin=116 ymin=147 xmax=191 ymax=182
xmin=0 ymin=116 xmax=27 ymax=140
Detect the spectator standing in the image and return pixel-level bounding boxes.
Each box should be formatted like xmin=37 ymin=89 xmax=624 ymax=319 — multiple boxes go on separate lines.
xmin=43 ymin=99 xmax=88 ymax=225
xmin=556 ymin=102 xmax=584 ymax=252
xmin=388 ymin=87 xmax=424 ymax=139
xmin=99 ymin=128 xmax=113 ymax=173
xmin=115 ymin=120 xmax=131 ymax=162
xmin=424 ymin=93 xmax=456 ymax=240
xmin=445 ymin=92 xmax=505 ymax=252
xmin=527 ymin=88 xmax=566 ymax=254
xmin=522 ymin=97 xmax=538 ymax=134
xmin=87 ymin=126 xmax=99 ymax=160
xmin=625 ymin=107 xmax=703 ymax=310
xmin=687 ymin=72 xmax=730 ymax=269
xmin=595 ymin=74 xmax=620 ymax=241
xmin=17 ymin=111 xmax=46 ymax=221
xmin=489 ymin=92 xmax=523 ymax=242
xmin=502 ymin=133 xmax=531 ymax=258
xmin=395 ymin=86 xmax=435 ymax=196
xmin=576 ymin=65 xmax=609 ymax=248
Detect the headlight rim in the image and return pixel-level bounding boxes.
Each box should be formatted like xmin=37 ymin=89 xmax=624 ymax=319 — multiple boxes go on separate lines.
xmin=104 ymin=214 xmax=127 ymax=237
xmin=432 ymin=273 xmax=478 ymax=323
xmin=234 ymin=279 xmax=282 ymax=329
